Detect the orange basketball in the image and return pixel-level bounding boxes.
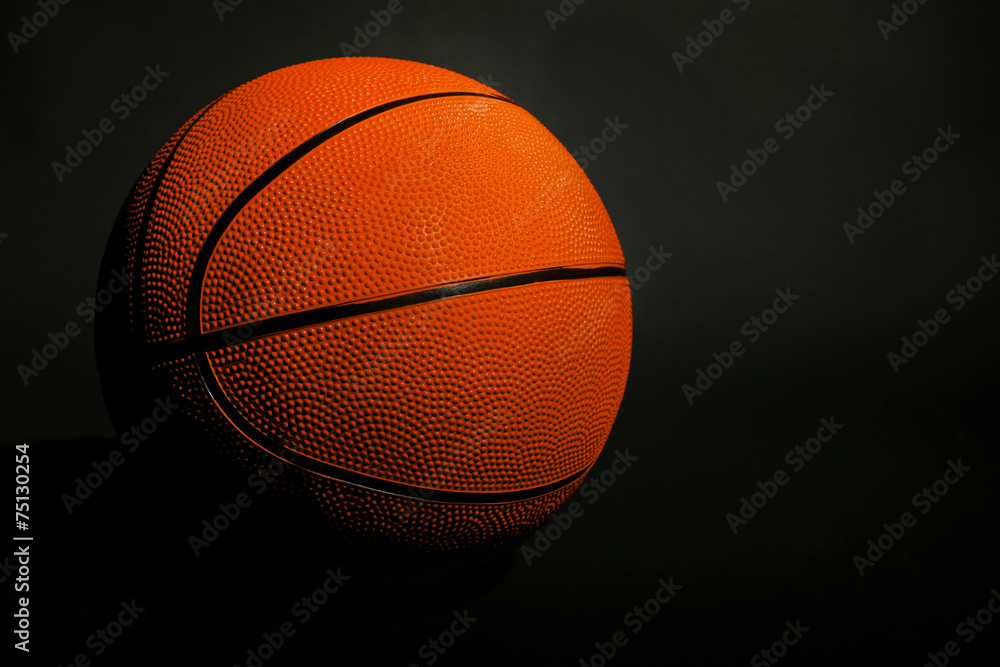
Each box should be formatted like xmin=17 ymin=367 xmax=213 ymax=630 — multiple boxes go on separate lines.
xmin=96 ymin=57 xmax=631 ymax=560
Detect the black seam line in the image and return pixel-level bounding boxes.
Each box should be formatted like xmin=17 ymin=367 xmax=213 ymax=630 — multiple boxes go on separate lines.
xmin=185 ymin=91 xmax=517 ymax=341
xmin=132 ymin=97 xmax=225 ymax=341
xmin=149 ymin=265 xmax=626 ymax=359
xmin=269 ymin=445 xmax=590 ymax=504
xmin=194 ymin=343 xmax=591 ymax=504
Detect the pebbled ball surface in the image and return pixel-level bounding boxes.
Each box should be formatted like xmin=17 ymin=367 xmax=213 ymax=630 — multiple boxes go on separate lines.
xmin=98 ymin=57 xmax=632 ymax=556
xmin=207 ymin=277 xmax=631 ymax=493
xmin=199 ymin=95 xmax=624 ymax=333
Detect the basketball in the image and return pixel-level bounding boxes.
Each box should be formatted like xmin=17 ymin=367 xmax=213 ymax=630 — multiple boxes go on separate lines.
xmin=95 ymin=57 xmax=631 ymax=562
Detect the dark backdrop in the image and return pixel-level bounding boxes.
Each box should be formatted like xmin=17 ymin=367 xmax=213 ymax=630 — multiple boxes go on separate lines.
xmin=3 ymin=0 xmax=999 ymax=665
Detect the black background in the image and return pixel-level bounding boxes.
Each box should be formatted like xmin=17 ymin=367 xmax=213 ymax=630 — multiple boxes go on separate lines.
xmin=3 ymin=0 xmax=999 ymax=665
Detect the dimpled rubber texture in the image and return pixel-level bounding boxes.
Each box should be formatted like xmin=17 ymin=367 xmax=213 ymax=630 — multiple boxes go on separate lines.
xmin=207 ymin=278 xmax=631 ymax=494
xmin=114 ymin=102 xmax=215 ymax=341
xmin=200 ymin=94 xmax=624 ymax=332
xmin=102 ymin=57 xmax=632 ymax=555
